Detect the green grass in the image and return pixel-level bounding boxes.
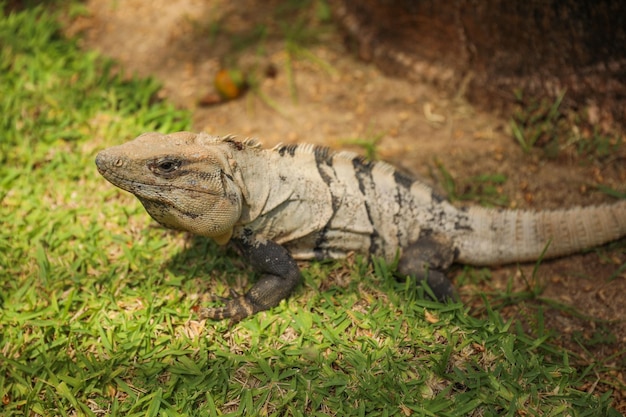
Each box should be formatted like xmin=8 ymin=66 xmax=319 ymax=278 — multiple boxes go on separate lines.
xmin=341 ymin=130 xmax=385 ymax=161
xmin=0 ymin=5 xmax=621 ymax=416
xmin=509 ymin=90 xmax=566 ymax=155
xmin=509 ymin=89 xmax=624 ymax=161
xmin=433 ymin=160 xmax=509 ymax=207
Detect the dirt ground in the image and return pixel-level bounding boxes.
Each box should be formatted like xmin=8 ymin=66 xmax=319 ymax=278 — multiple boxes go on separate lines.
xmin=65 ymin=0 xmax=626 ymax=408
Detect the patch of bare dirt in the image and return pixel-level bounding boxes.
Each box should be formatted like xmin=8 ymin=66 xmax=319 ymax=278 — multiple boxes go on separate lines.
xmin=67 ymin=0 xmax=626 ymax=410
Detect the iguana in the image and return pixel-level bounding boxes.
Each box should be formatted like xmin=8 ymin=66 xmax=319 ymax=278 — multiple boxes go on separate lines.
xmin=95 ymin=131 xmax=626 ymax=321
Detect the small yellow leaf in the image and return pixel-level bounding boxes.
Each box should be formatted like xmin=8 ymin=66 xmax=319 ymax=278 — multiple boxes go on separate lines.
xmin=424 ymin=309 xmax=439 ymax=323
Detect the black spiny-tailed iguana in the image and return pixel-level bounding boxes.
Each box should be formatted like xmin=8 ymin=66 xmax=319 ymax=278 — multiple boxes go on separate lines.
xmin=95 ymin=131 xmax=626 ymax=321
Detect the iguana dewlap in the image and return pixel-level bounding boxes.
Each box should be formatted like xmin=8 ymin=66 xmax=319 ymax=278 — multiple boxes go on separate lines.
xmin=95 ymin=131 xmax=626 ymax=321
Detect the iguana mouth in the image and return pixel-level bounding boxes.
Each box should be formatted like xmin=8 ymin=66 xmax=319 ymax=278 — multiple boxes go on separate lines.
xmin=96 ymin=162 xmax=162 ymax=194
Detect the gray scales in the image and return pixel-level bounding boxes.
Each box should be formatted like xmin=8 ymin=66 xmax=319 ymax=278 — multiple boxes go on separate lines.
xmin=96 ymin=131 xmax=626 ymax=321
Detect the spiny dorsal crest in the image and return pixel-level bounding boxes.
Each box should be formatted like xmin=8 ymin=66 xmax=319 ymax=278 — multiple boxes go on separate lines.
xmin=271 ymin=142 xmax=401 ymax=179
xmin=196 ymin=132 xmax=261 ymax=149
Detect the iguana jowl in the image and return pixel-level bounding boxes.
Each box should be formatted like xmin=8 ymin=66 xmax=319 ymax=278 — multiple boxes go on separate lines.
xmin=96 ymin=131 xmax=626 ymax=321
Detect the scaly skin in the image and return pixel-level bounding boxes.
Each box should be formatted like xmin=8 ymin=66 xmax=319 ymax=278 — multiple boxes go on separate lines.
xmin=96 ymin=131 xmax=626 ymax=321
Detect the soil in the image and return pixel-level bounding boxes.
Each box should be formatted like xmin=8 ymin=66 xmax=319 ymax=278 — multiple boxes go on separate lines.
xmin=65 ymin=0 xmax=626 ymax=409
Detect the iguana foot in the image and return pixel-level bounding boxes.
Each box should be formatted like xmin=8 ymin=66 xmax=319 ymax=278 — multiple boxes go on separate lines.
xmin=419 ymin=269 xmax=459 ymax=302
xmin=198 ymin=293 xmax=259 ymax=322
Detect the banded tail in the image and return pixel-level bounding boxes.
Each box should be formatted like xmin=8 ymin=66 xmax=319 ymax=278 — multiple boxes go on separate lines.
xmin=455 ymin=200 xmax=626 ymax=266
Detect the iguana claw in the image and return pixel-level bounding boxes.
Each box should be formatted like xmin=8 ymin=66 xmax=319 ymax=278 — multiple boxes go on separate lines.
xmin=198 ymin=294 xmax=257 ymax=323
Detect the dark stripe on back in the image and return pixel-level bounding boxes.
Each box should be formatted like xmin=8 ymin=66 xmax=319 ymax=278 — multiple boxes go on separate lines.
xmin=351 ymin=157 xmax=374 ymax=195
xmin=391 ymin=170 xmax=413 ymax=246
xmin=277 ymin=144 xmax=298 ymax=157
xmin=394 ymin=187 xmax=406 ymax=245
xmin=393 ymin=170 xmax=414 ymax=189
xmin=351 ymin=157 xmax=380 ymax=256
xmin=313 ymin=146 xmax=338 ymax=259
xmin=314 ymin=147 xmax=334 ymax=189
xmin=313 ymin=145 xmax=331 ymax=161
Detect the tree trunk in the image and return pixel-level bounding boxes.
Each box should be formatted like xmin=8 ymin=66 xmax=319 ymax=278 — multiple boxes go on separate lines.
xmin=330 ymin=0 xmax=626 ymax=127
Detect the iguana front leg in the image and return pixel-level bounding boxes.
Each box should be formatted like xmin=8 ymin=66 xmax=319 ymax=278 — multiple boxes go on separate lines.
xmin=199 ymin=236 xmax=302 ymax=322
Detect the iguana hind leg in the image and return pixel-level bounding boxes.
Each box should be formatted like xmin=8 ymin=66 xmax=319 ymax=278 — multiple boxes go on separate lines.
xmin=199 ymin=236 xmax=302 ymax=322
xmin=397 ymin=232 xmax=459 ymax=302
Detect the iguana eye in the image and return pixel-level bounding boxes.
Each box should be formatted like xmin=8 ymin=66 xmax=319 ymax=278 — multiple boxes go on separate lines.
xmin=149 ymin=158 xmax=181 ymax=176
xmin=158 ymin=160 xmax=178 ymax=172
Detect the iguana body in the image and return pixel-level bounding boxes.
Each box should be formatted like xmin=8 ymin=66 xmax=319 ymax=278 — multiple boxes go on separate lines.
xmin=96 ymin=131 xmax=626 ymax=321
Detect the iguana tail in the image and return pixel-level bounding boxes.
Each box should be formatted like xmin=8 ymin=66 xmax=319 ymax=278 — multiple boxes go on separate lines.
xmin=455 ymin=200 xmax=626 ymax=265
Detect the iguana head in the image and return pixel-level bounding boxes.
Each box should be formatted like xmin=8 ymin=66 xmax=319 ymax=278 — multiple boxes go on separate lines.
xmin=96 ymin=131 xmax=243 ymax=244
